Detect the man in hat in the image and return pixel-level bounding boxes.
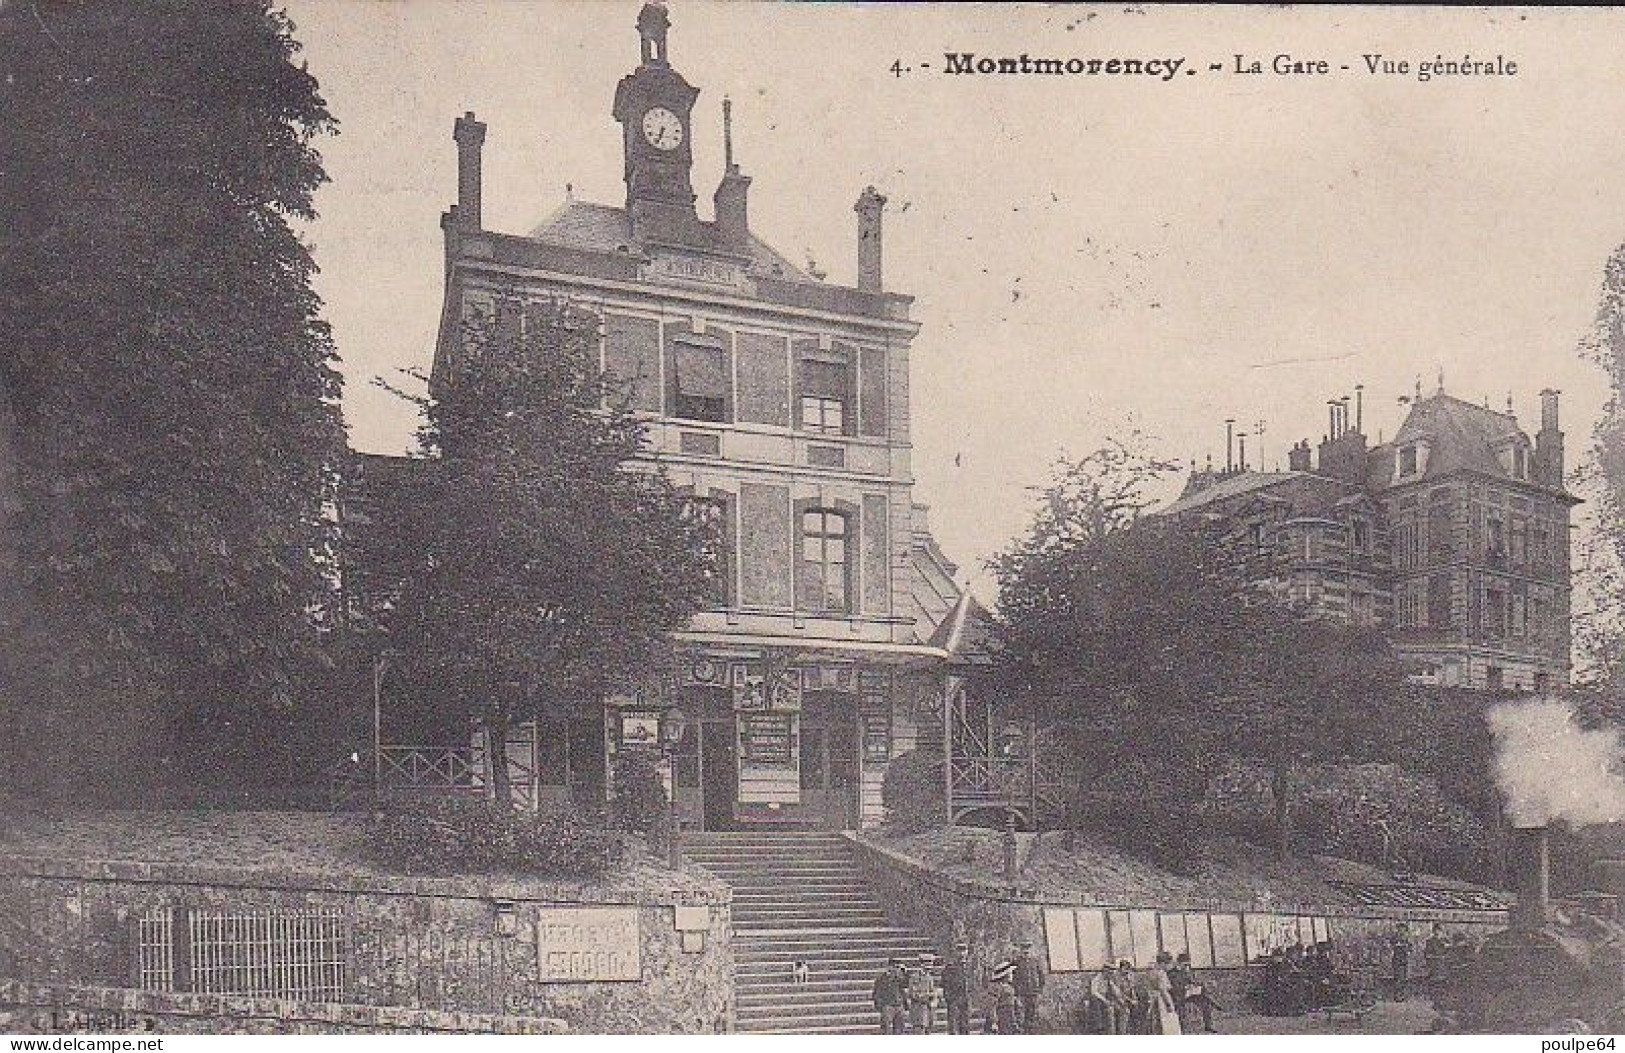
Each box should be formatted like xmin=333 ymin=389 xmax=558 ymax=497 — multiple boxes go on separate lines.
xmin=1088 ymin=961 xmax=1127 ymax=1034
xmin=872 ymin=955 xmax=908 ymax=1034
xmin=940 ymin=941 xmax=974 ymax=1034
xmin=907 ymin=951 xmax=941 ymax=1033
xmin=1010 ymin=937 xmax=1045 ymax=1033
xmin=1119 ymin=959 xmax=1149 ymax=1033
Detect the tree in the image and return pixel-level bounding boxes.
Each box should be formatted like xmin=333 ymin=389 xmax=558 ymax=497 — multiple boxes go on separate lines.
xmin=0 ymin=2 xmax=345 ymax=802
xmin=990 ymin=437 xmax=1407 ymax=857
xmin=379 ymin=297 xmax=715 ymax=807
xmin=1580 ymin=244 xmax=1625 ymax=686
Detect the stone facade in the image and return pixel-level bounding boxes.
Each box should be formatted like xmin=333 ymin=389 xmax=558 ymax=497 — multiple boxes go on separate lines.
xmin=1165 ymin=388 xmax=1577 ymax=692
xmin=344 ymin=4 xmax=970 ymax=832
xmin=0 ymin=853 xmax=732 ymax=1035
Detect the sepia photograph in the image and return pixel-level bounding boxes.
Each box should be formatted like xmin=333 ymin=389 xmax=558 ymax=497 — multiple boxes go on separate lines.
xmin=5 ymin=0 xmax=1625 ymax=1042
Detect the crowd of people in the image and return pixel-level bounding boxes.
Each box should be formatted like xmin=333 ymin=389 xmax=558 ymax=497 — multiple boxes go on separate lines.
xmin=871 ymin=939 xmax=1216 ymax=1034
xmin=869 ymin=924 xmax=1483 ymax=1034
xmin=870 ymin=939 xmax=1045 ymax=1034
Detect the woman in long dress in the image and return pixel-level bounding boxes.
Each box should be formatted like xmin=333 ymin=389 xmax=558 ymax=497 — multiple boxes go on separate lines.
xmin=1146 ymin=953 xmax=1184 ymax=1035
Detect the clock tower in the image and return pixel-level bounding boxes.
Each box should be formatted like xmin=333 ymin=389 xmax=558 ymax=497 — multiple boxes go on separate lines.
xmin=613 ymin=3 xmax=702 ymax=245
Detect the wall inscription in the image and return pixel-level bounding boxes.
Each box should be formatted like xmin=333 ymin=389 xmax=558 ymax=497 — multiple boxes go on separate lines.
xmin=535 ymin=906 xmax=641 ymax=982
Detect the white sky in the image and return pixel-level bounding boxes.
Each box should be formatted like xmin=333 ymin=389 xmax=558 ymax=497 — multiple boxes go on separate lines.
xmin=286 ymin=1 xmax=1625 ymax=599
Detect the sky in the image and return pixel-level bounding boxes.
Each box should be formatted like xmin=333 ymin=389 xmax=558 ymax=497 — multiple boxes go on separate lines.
xmin=284 ymin=1 xmax=1625 ymax=600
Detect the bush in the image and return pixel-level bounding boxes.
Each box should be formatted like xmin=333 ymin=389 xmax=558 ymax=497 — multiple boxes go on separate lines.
xmin=364 ymin=794 xmax=624 ymax=877
xmin=1204 ymin=759 xmax=1492 ymax=879
xmin=1064 ymin=791 xmax=1209 ymax=876
xmin=881 ymin=748 xmax=945 ymax=833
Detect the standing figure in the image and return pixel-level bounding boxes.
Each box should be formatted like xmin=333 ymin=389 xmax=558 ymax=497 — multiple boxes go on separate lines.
xmin=1168 ymin=951 xmax=1216 ymax=1032
xmin=988 ymin=960 xmax=1019 ymax=1034
xmin=1011 ymin=937 xmax=1046 ymax=1033
xmin=907 ymin=952 xmax=941 ymax=1034
xmin=1121 ymin=959 xmax=1150 ymax=1033
xmin=1145 ymin=952 xmax=1184 ymax=1035
xmin=872 ymin=956 xmax=908 ymax=1035
xmin=1390 ymin=925 xmax=1411 ymax=1001
xmin=1088 ymin=964 xmax=1127 ymax=1034
xmin=940 ymin=942 xmax=974 ymax=1035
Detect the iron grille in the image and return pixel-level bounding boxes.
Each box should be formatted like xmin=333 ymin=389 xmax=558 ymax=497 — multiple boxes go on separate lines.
xmin=134 ymin=906 xmax=347 ymax=1000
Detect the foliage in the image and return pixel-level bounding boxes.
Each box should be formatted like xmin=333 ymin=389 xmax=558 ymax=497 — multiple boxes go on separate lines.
xmin=1580 ymin=244 xmax=1625 ymax=683
xmin=0 ymin=1 xmax=346 ymax=803
xmin=1204 ymin=759 xmax=1492 ymax=880
xmin=989 ymin=435 xmax=1408 ymax=857
xmin=364 ymin=794 xmax=624 ymax=877
xmin=376 ymin=297 xmax=717 ymax=803
xmin=881 ymin=748 xmax=945 ymax=833
xmin=1063 ymin=790 xmax=1210 ymax=876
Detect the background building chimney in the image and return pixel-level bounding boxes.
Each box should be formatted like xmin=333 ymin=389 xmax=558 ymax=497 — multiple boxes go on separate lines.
xmin=1288 ymin=439 xmax=1311 ymax=472
xmin=1536 ymin=388 xmax=1564 ymax=486
xmin=453 ymin=111 xmax=487 ymax=233
xmin=714 ymin=99 xmax=751 ymax=247
xmin=1510 ymin=825 xmax=1551 ymax=931
xmin=855 ymin=186 xmax=886 ymax=292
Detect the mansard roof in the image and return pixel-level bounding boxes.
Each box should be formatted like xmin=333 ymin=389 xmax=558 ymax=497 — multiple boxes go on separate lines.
xmin=1387 ymin=392 xmax=1532 ymax=484
xmin=526 ymin=198 xmax=809 ymax=280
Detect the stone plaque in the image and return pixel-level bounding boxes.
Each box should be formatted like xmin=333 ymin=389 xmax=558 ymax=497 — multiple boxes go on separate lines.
xmin=535 ymin=907 xmax=641 ymax=982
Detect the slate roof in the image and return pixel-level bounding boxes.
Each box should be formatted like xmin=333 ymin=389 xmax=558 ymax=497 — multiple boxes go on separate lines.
xmin=1384 ymin=392 xmax=1529 ymax=485
xmin=1159 ymin=470 xmax=1304 ymax=517
xmin=526 ymin=198 xmax=810 ymax=281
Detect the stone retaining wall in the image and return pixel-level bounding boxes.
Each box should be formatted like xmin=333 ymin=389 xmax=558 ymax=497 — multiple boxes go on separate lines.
xmin=0 ymin=981 xmax=565 ymax=1034
xmin=847 ymin=834 xmax=1507 ymax=1032
xmin=0 ymin=854 xmax=732 ymax=1034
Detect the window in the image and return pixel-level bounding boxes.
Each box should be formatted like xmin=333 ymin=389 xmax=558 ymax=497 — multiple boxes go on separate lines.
xmin=1428 ymin=500 xmax=1453 ymax=563
xmin=1486 ymin=666 xmax=1504 ymax=691
xmin=1428 ymin=573 xmax=1452 ymax=630
xmin=673 ymin=343 xmax=728 ymax=423
xmin=1397 ymin=518 xmax=1421 ymax=571
xmin=1485 ymin=586 xmax=1508 ymax=638
xmin=1302 ymin=528 xmax=1321 ymax=564
xmin=1486 ymin=513 xmax=1506 ymax=565
xmin=801 ymin=509 xmax=850 ymax=612
xmin=1399 ymin=445 xmax=1419 ymax=476
xmin=685 ymin=496 xmax=734 ymax=607
xmin=1513 ymin=445 xmax=1528 ymax=480
xmin=800 ymin=358 xmax=850 ymax=436
xmin=1351 ymin=518 xmax=1370 ymax=555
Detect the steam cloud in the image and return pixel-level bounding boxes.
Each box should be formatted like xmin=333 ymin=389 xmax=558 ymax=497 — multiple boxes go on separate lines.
xmin=1489 ymin=697 xmax=1625 ymax=828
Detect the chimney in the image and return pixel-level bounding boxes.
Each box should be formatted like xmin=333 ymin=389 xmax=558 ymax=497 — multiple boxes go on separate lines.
xmin=1536 ymin=389 xmax=1564 ymax=486
xmin=1510 ymin=825 xmax=1551 ymax=931
xmin=1225 ymin=419 xmax=1235 ymax=473
xmin=1354 ymin=385 xmax=1364 ymax=434
xmin=453 ymin=111 xmax=487 ymax=233
xmin=1238 ymin=434 xmax=1248 ymax=472
xmin=1288 ymin=439 xmax=1312 ymax=472
xmin=855 ymin=186 xmax=886 ymax=293
xmin=713 ymin=99 xmax=751 ymax=247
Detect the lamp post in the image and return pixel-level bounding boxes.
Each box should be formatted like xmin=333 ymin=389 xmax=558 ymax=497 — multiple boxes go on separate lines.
xmin=659 ymin=707 xmax=689 ymax=869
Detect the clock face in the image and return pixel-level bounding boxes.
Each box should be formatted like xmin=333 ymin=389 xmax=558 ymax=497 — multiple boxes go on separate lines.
xmin=641 ymin=107 xmax=683 ymax=151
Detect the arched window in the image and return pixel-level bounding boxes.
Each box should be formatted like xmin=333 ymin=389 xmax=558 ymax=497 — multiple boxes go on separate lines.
xmin=800 ymin=508 xmax=850 ymax=613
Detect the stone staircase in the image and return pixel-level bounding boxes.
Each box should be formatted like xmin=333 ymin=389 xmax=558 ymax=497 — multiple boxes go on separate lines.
xmin=685 ymin=830 xmax=948 ymax=1035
